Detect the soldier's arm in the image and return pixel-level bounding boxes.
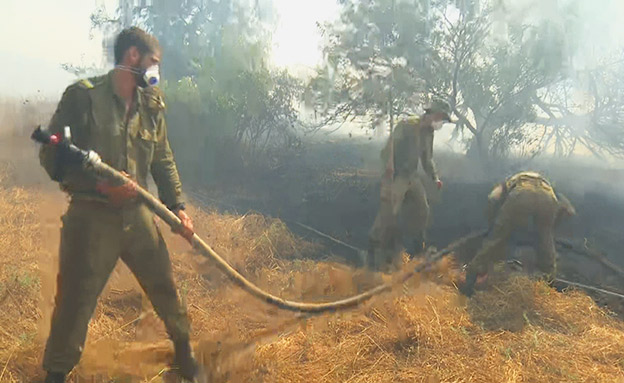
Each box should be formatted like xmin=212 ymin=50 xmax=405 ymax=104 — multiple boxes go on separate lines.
xmin=151 ymin=113 xmax=184 ymax=210
xmin=420 ymin=129 xmax=439 ymax=181
xmin=486 ymin=184 xmax=505 ymax=226
xmin=554 ymin=192 xmax=576 ymax=227
xmin=39 ymin=84 xmax=96 ymax=190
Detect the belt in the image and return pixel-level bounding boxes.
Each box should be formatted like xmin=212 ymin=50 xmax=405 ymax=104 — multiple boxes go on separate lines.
xmin=69 ymin=190 xmax=145 ymax=205
xmin=69 ymin=191 xmax=109 ymax=204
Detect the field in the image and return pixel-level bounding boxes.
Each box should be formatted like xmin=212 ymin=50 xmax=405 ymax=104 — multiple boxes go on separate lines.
xmin=1 ymin=99 xmax=623 ymax=382
xmin=1 ymin=166 xmax=623 ymax=382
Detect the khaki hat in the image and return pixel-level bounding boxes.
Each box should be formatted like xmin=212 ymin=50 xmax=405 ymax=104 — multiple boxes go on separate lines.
xmin=425 ymin=99 xmax=455 ymax=123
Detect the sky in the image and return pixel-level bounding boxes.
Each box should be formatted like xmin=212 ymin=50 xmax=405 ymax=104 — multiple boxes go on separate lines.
xmin=0 ymin=0 xmax=338 ymax=99
xmin=0 ymin=0 xmax=111 ymax=98
xmin=1 ymin=0 xmax=623 ymax=99
xmin=270 ymin=0 xmax=339 ymax=76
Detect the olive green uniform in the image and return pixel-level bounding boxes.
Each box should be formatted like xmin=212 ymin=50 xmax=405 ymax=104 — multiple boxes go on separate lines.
xmin=368 ymin=116 xmax=438 ymax=269
xmin=40 ymin=72 xmax=190 ymax=373
xmin=467 ymin=172 xmax=574 ymax=281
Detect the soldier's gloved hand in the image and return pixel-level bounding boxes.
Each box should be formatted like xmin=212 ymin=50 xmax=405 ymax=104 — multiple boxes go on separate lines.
xmin=174 ymin=209 xmax=195 ymax=243
xmin=435 ymin=178 xmax=443 ymax=190
xmin=95 ymin=172 xmax=138 ymax=207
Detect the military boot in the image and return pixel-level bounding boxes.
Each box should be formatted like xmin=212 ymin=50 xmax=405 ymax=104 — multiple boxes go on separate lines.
xmin=411 ymin=239 xmax=426 ymax=256
xmin=44 ymin=372 xmax=66 ymax=383
xmin=459 ymin=271 xmax=477 ymax=297
xmin=173 ymin=340 xmax=200 ymax=382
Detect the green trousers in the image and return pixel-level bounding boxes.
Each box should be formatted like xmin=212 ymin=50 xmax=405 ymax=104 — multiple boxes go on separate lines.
xmin=467 ymin=186 xmax=558 ymax=280
xmin=43 ymin=200 xmax=190 ymax=373
xmin=368 ymin=175 xmax=430 ymax=270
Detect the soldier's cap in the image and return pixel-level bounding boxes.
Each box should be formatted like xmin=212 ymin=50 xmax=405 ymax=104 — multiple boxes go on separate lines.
xmin=425 ymin=99 xmax=455 ymax=123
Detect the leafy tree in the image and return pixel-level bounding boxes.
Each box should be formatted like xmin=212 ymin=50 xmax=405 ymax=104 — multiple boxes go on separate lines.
xmin=306 ymin=0 xmax=429 ymax=133
xmin=533 ymin=55 xmax=624 ymax=158
xmin=91 ymin=0 xmax=304 ymax=181
xmin=309 ymin=0 xmax=624 ymax=163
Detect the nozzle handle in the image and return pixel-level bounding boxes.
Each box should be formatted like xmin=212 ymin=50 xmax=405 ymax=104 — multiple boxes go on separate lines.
xmin=31 ymin=125 xmax=54 ymax=145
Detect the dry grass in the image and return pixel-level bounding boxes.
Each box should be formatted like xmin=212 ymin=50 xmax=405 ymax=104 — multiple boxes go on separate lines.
xmin=0 ymin=181 xmax=43 ymax=382
xmin=0 ymin=174 xmax=623 ymax=383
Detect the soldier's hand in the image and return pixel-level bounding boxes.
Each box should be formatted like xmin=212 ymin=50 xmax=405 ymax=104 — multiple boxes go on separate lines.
xmin=435 ymin=179 xmax=443 ymax=190
xmin=96 ymin=172 xmax=138 ymax=207
xmin=175 ymin=209 xmax=195 ymax=243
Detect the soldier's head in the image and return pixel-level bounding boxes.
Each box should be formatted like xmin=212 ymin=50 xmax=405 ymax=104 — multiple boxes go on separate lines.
xmin=114 ymin=27 xmax=161 ymax=87
xmin=422 ymin=99 xmax=454 ymax=130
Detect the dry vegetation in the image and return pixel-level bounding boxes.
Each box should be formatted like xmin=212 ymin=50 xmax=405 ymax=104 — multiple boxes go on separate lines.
xmin=0 ymin=167 xmax=45 ymax=382
xmin=0 ymin=165 xmax=623 ymax=383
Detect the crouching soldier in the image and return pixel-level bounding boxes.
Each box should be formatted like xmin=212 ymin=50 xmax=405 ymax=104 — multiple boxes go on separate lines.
xmin=461 ymin=172 xmax=576 ymax=296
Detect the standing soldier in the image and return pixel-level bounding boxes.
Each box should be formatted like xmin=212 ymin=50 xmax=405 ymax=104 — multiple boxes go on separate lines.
xmin=39 ymin=27 xmax=199 ymax=382
xmin=460 ymin=171 xmax=576 ymax=296
xmin=367 ymin=99 xmax=453 ymax=270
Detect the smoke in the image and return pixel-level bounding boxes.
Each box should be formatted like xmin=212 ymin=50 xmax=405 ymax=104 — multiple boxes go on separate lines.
xmin=498 ymin=0 xmax=624 ymax=71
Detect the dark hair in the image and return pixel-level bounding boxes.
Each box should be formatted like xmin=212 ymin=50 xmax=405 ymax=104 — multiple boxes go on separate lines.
xmin=114 ymin=27 xmax=160 ymax=65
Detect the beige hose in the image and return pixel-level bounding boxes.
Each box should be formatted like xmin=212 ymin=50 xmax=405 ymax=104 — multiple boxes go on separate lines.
xmin=88 ymin=155 xmax=458 ymax=313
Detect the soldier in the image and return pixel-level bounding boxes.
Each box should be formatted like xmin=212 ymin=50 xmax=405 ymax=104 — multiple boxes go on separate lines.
xmin=367 ymin=99 xmax=453 ymax=270
xmin=460 ymin=171 xmax=576 ymax=296
xmin=40 ymin=27 xmax=199 ymax=382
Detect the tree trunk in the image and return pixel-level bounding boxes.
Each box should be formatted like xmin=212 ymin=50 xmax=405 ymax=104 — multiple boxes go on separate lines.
xmin=466 ymin=116 xmax=494 ymax=168
xmin=389 ymin=92 xmax=395 ymax=135
xmin=466 ymin=135 xmax=482 ymax=159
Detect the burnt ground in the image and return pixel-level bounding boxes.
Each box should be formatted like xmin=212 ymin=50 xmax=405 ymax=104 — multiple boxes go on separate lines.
xmin=5 ymin=132 xmax=623 ymax=314
xmin=186 ymin=137 xmax=624 ymax=313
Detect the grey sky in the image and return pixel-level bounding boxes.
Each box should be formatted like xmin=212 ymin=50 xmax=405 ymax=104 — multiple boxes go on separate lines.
xmin=1 ymin=0 xmax=623 ymax=99
xmin=0 ymin=0 xmax=338 ymax=98
xmin=0 ymin=0 xmax=111 ymax=98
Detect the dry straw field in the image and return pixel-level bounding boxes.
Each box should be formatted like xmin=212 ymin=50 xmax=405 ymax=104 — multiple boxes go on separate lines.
xmin=0 ymin=96 xmax=623 ymax=382
xmin=0 ymin=162 xmax=623 ymax=382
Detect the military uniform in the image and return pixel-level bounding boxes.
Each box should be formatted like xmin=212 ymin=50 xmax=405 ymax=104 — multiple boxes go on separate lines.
xmin=368 ymin=116 xmax=439 ymax=269
xmin=465 ymin=172 xmax=575 ymax=286
xmin=40 ymin=72 xmax=190 ymax=373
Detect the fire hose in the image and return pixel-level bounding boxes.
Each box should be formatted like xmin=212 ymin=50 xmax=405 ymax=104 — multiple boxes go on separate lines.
xmin=32 ymin=126 xmax=453 ymax=314
xmin=32 ymin=126 xmax=624 ymax=312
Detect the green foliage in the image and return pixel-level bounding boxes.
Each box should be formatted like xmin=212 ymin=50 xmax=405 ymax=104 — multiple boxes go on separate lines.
xmin=310 ymin=0 xmax=624 ymax=162
xmin=426 ymin=5 xmax=575 ymax=160
xmin=307 ymin=0 xmax=429 ymax=130
xmin=166 ymin=65 xmax=303 ymax=180
xmin=91 ymin=0 xmax=304 ymax=182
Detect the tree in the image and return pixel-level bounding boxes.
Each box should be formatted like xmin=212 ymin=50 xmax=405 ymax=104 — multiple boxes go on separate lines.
xmin=91 ymin=0 xmax=267 ymax=79
xmin=533 ymin=55 xmax=624 ymax=158
xmin=427 ymin=8 xmax=572 ymax=160
xmin=90 ymin=0 xmax=305 ymax=181
xmin=310 ymin=0 xmax=624 ymax=163
xmin=306 ymin=0 xmax=429 ymax=134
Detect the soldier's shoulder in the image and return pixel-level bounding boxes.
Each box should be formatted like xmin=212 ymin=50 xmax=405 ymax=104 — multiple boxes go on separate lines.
xmin=519 ymin=171 xmax=544 ymax=179
xmin=514 ymin=171 xmax=549 ymax=184
xmin=405 ymin=115 xmax=421 ymax=125
xmin=397 ymin=115 xmax=420 ymax=126
xmin=61 ymin=74 xmax=107 ymax=100
xmin=68 ymin=74 xmax=107 ymax=91
xmin=140 ymin=86 xmax=166 ymax=113
xmin=392 ymin=116 xmax=420 ymax=137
